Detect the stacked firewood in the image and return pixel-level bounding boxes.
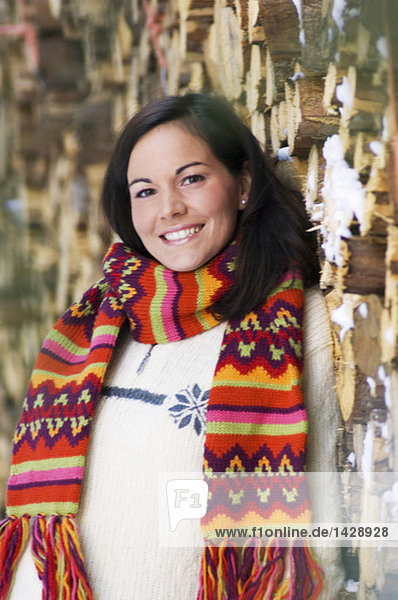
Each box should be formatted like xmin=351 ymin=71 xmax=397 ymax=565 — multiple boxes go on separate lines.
xmin=0 ymin=0 xmax=397 ymax=596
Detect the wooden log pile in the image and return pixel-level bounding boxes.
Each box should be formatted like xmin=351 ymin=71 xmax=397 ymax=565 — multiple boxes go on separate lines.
xmin=0 ymin=0 xmax=397 ymax=597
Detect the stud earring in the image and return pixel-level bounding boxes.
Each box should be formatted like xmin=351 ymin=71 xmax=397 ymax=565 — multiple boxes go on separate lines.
xmin=241 ymin=199 xmax=247 ymax=205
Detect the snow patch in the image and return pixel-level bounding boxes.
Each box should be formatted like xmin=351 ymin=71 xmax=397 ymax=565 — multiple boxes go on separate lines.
xmin=362 ymin=422 xmax=374 ymax=485
xmin=366 ymin=376 xmax=376 ymax=397
xmin=323 ymin=134 xmax=344 ymax=163
xmin=358 ymin=302 xmax=368 ymax=318
xmin=369 ymin=141 xmax=383 ymax=156
xmin=378 ymin=366 xmax=392 ymax=410
xmin=321 ymin=135 xmax=366 ymax=265
xmin=384 ymin=325 xmax=395 ymax=346
xmin=336 ymin=76 xmax=354 ymax=108
xmin=345 ymin=579 xmax=359 ymax=593
xmin=382 ymin=115 xmax=389 ymax=142
xmin=377 ymin=37 xmax=388 ymax=60
xmin=331 ymin=299 xmax=354 ymax=342
xmin=381 ymin=420 xmax=389 ymax=440
xmin=277 ymin=146 xmax=293 ymax=163
xmin=347 ymin=452 xmax=356 ymax=468
xmin=291 ymin=0 xmax=305 ymax=45
xmin=312 ymin=204 xmax=323 ymax=222
xmin=291 ymin=0 xmax=302 ymax=20
xmin=307 ymin=169 xmax=316 ymax=192
xmin=289 ymin=71 xmax=305 ymax=82
xmin=332 ymin=0 xmax=347 ymax=33
xmin=383 ymin=482 xmax=398 ymax=521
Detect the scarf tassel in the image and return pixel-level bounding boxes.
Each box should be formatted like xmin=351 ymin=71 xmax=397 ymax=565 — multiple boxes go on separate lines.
xmin=0 ymin=514 xmax=93 ymax=600
xmin=0 ymin=515 xmax=30 ymax=598
xmin=197 ymin=541 xmax=323 ymax=600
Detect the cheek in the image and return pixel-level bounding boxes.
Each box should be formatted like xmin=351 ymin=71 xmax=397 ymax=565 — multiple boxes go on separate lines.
xmin=210 ymin=194 xmax=240 ymax=227
xmin=130 ymin=202 xmax=150 ymax=236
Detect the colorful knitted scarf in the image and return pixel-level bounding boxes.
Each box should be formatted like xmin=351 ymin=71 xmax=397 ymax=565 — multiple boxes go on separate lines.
xmin=0 ymin=241 xmax=322 ymax=599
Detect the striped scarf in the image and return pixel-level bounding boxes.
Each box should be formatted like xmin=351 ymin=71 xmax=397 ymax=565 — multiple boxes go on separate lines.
xmin=0 ymin=241 xmax=322 ymax=599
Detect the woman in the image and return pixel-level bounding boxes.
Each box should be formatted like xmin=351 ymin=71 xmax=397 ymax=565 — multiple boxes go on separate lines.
xmin=0 ymin=93 xmax=341 ymax=599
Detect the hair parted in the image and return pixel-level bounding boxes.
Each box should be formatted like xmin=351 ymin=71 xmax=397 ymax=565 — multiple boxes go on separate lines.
xmin=101 ymin=92 xmax=319 ymax=321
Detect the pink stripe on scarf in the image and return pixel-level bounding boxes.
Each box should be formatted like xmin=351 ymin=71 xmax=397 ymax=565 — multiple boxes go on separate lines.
xmin=90 ymin=333 xmax=118 ymax=348
xmin=161 ymin=270 xmax=180 ymax=341
xmin=43 ymin=335 xmax=117 ymax=363
xmin=207 ymin=409 xmax=307 ymax=424
xmin=9 ymin=467 xmax=84 ymax=486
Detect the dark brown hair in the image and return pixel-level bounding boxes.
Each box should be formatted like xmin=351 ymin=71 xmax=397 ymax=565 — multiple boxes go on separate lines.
xmin=101 ymin=93 xmax=319 ymax=321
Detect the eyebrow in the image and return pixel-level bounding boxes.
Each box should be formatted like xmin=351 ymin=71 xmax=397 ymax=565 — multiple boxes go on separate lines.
xmin=175 ymin=161 xmax=207 ymax=174
xmin=128 ymin=162 xmax=207 ymax=187
xmin=129 ymin=177 xmax=151 ymax=187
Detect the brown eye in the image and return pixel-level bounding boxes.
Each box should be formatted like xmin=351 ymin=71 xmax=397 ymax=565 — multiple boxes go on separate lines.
xmin=181 ymin=174 xmax=205 ymax=186
xmin=136 ymin=188 xmax=156 ymax=198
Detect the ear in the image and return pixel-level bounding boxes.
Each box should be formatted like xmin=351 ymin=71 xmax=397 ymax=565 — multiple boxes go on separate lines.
xmin=238 ymin=162 xmax=252 ymax=210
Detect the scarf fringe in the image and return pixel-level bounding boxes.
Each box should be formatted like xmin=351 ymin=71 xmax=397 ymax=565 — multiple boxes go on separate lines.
xmin=0 ymin=515 xmax=29 ymax=598
xmin=197 ymin=540 xmax=323 ymax=600
xmin=0 ymin=514 xmax=93 ymax=600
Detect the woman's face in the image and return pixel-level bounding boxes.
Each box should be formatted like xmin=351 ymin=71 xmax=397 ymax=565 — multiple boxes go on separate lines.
xmin=127 ymin=122 xmax=251 ymax=271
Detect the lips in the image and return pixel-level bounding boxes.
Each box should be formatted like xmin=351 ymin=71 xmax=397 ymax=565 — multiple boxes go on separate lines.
xmin=160 ymin=224 xmax=204 ymax=242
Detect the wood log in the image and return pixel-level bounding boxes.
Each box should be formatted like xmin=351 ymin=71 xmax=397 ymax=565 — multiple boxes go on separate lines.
xmin=39 ymin=32 xmax=87 ymax=100
xmin=177 ymin=0 xmax=191 ymax=62
xmin=264 ymin=47 xmax=276 ymax=106
xmin=184 ymin=0 xmax=214 ymax=59
xmin=320 ymin=240 xmax=350 ymax=296
xmin=381 ymin=225 xmax=398 ymax=363
xmin=187 ymin=61 xmax=204 ymax=91
xmin=258 ymin=0 xmax=301 ymax=99
xmin=75 ymin=99 xmax=113 ymax=165
xmin=235 ymin=0 xmax=251 ymax=72
xmin=204 ymin=0 xmax=243 ymax=100
xmin=301 ymin=0 xmax=331 ymax=73
xmin=248 ymin=0 xmax=265 ymax=44
xmin=67 ymin=0 xmax=112 ymax=27
xmin=245 ymin=43 xmax=262 ymax=114
xmin=185 ymin=20 xmax=212 ymax=57
xmin=323 ymin=62 xmax=340 ymax=116
xmin=353 ymin=132 xmax=381 ymax=177
xmin=270 ymin=104 xmax=280 ymax=155
xmin=325 ymin=289 xmax=357 ymax=422
xmin=350 ymin=294 xmax=385 ymax=423
xmin=250 ymin=109 xmax=265 ymax=149
xmin=344 ymin=236 xmax=386 ymax=295
xmin=286 ymin=75 xmax=340 ymax=158
xmin=188 ymin=0 xmax=215 ymax=19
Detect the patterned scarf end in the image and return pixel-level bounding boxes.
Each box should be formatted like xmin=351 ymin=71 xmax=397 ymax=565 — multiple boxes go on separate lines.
xmin=0 ymin=514 xmax=93 ymax=600
xmin=197 ymin=540 xmax=323 ymax=600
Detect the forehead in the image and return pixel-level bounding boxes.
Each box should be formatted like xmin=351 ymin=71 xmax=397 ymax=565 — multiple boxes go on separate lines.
xmin=127 ymin=122 xmax=214 ymax=173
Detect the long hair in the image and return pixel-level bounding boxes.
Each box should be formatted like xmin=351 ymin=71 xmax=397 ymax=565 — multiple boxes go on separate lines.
xmin=101 ymin=93 xmax=319 ymax=321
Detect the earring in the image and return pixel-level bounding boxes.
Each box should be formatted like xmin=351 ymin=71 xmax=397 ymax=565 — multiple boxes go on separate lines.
xmin=241 ymin=199 xmax=247 ymax=205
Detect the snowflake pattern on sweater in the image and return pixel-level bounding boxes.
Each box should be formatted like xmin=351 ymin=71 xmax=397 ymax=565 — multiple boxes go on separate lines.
xmin=102 ymin=384 xmax=209 ymax=436
xmin=167 ymin=384 xmax=209 ymax=435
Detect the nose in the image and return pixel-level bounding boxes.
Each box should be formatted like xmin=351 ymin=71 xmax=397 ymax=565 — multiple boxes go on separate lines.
xmin=159 ymin=188 xmax=187 ymax=220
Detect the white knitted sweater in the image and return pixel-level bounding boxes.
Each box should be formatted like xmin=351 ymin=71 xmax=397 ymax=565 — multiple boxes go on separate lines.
xmin=9 ymin=288 xmax=343 ymax=600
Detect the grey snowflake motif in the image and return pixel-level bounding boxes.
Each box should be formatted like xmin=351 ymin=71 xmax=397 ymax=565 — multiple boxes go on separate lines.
xmin=168 ymin=384 xmax=209 ymax=436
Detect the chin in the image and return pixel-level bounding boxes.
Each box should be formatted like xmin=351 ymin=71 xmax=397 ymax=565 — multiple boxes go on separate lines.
xmin=165 ymin=261 xmax=202 ymax=272
xmin=156 ymin=251 xmax=211 ymax=272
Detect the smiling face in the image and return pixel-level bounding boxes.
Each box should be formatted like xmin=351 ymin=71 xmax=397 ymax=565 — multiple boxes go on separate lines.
xmin=127 ymin=122 xmax=251 ymax=272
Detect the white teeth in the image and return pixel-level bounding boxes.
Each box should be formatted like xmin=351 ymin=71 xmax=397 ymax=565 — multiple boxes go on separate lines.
xmin=163 ymin=226 xmax=202 ymax=241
